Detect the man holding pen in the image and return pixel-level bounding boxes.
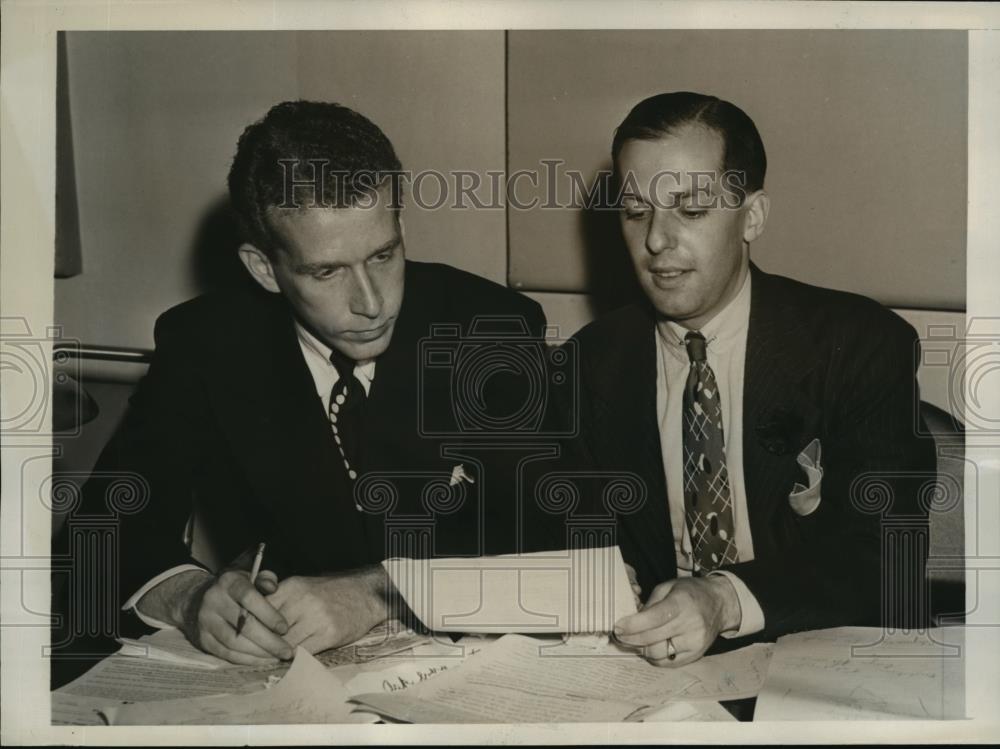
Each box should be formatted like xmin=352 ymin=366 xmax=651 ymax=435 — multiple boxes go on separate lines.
xmin=53 ymin=101 xmax=558 ymax=675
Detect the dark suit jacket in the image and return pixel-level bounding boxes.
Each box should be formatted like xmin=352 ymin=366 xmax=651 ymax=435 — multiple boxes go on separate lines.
xmin=56 ymin=261 xmax=552 ymax=627
xmin=569 ymin=264 xmax=936 ymax=641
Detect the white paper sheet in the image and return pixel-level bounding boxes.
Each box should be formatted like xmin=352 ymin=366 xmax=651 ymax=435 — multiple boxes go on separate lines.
xmin=51 ymin=693 xmax=119 ymax=726
xmin=754 ymin=626 xmax=965 ymax=720
xmin=116 ymin=627 xmax=230 ymax=669
xmin=101 ymin=648 xmax=369 ymax=725
xmin=674 ymin=642 xmax=773 ymax=701
xmin=384 ymin=546 xmax=637 ymax=633
xmin=637 ymin=700 xmax=738 ymax=722
xmin=351 ymin=633 xmax=698 ymax=723
xmin=55 ymin=654 xmax=277 ymax=704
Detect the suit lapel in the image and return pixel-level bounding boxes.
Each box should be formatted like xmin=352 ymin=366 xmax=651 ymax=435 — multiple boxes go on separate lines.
xmin=216 ymin=292 xmax=370 ymax=571
xmin=742 ymin=265 xmax=822 ymax=544
xmin=587 ymin=304 xmax=676 ymax=584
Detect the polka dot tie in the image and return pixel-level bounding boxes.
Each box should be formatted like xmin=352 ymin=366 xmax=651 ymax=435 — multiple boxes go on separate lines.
xmin=328 ymin=349 xmax=366 ymax=485
xmin=682 ymin=331 xmax=738 ymax=572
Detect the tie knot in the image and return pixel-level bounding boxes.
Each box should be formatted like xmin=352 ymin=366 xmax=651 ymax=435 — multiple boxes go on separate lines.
xmin=328 ymin=348 xmax=356 ymax=382
xmin=684 ymin=331 xmax=707 ymax=363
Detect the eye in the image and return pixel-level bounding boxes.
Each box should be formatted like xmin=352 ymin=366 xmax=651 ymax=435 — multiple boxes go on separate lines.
xmin=370 ymin=246 xmax=396 ymax=263
xmin=312 ymin=267 xmax=342 ymax=281
xmin=623 ymin=206 xmax=650 ymax=221
xmin=680 ymin=208 xmax=708 ymax=220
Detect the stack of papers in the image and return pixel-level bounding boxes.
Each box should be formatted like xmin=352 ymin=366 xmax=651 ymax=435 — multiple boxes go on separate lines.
xmin=101 ymin=648 xmax=369 ymax=725
xmin=52 ymin=619 xmax=431 ymax=725
xmin=350 ymin=634 xmax=772 ymax=723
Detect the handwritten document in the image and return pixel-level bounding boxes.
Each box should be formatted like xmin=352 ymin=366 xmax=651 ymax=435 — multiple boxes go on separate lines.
xmin=351 ymin=633 xmax=699 ymax=723
xmin=55 ymin=655 xmax=275 ymax=705
xmin=754 ymin=626 xmax=965 ymax=720
xmin=384 ymin=546 xmax=637 ymax=634
xmin=675 ymin=642 xmax=773 ymax=701
xmin=101 ymin=648 xmax=368 ymax=725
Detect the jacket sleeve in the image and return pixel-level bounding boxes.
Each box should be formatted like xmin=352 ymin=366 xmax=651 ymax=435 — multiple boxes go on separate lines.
xmin=68 ymin=309 xmax=214 ymax=611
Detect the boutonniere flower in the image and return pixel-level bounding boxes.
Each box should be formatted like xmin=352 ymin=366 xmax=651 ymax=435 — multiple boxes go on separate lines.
xmin=755 ymin=406 xmax=804 ymax=455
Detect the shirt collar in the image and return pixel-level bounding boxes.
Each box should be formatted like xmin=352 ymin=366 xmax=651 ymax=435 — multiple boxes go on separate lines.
xmin=294 ymin=322 xmax=376 ymax=391
xmin=656 ymin=269 xmax=752 ymax=362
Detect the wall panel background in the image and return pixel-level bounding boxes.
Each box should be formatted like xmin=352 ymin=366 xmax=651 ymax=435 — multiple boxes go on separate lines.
xmin=507 ymin=30 xmax=967 ymax=315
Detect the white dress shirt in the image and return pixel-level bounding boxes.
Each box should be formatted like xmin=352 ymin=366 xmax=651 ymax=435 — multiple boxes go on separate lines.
xmin=123 ymin=323 xmax=375 ymax=628
xmin=653 ymin=271 xmax=765 ymax=637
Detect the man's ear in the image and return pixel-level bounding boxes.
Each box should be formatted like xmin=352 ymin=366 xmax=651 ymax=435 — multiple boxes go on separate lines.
xmin=741 ymin=190 xmax=770 ymax=244
xmin=237 ymin=243 xmax=282 ymax=294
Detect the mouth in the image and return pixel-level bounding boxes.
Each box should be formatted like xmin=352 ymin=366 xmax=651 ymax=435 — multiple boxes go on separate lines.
xmin=344 ymin=319 xmax=393 ymax=343
xmin=649 ymin=268 xmax=692 ymax=286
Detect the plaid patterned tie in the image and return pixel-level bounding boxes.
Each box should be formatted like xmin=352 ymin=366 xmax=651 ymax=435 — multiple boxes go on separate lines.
xmin=682 ymin=331 xmax=738 ymax=572
xmin=328 ymin=350 xmax=366 ymax=482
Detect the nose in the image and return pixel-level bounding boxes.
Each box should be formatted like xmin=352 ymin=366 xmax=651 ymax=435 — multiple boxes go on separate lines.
xmin=349 ymin=266 xmax=383 ymax=319
xmin=645 ymin=210 xmax=678 ymax=255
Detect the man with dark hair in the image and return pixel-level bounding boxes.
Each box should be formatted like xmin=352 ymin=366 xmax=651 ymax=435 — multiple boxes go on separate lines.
xmin=571 ymin=91 xmax=935 ymax=666
xmin=53 ymin=100 xmax=548 ymax=675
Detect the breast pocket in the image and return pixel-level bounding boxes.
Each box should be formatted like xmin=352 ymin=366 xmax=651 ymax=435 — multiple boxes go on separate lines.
xmin=788 ymin=437 xmax=822 ymax=517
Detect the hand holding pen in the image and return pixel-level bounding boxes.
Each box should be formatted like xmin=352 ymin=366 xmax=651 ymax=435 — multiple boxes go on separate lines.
xmin=235 ymin=542 xmax=267 ymax=637
xmin=179 ymin=541 xmax=293 ymax=666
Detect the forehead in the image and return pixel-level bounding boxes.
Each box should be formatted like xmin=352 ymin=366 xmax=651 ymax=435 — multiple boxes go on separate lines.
xmin=266 ymin=202 xmax=399 ymax=264
xmin=617 ymin=125 xmax=725 ymax=188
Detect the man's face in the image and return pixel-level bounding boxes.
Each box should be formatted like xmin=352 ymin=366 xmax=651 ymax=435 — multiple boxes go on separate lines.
xmin=616 ymin=125 xmax=763 ymax=330
xmin=259 ymin=195 xmax=405 ymax=361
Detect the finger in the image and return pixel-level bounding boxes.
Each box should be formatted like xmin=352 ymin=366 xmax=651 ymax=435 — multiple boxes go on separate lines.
xmin=615 ymin=596 xmax=681 ymax=637
xmin=284 ymin=620 xmax=312 ymax=650
xmin=642 ymin=639 xmax=671 ymax=664
xmin=225 ymin=575 xmax=290 ymax=635
xmin=201 ymin=630 xmax=278 ymax=667
xmin=617 ymin=616 xmax=688 ymax=648
xmin=642 ymin=579 xmax=677 ymax=607
xmin=648 ymin=632 xmax=702 ymax=668
xmin=239 ymin=614 xmax=295 ymax=661
xmin=297 ymin=633 xmax=327 ymax=655
xmin=209 ymin=613 xmax=282 ymax=661
xmin=255 ymin=570 xmax=279 ymax=595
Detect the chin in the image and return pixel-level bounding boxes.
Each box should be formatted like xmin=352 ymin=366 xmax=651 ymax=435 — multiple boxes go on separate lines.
xmin=645 ymin=291 xmax=694 ymax=321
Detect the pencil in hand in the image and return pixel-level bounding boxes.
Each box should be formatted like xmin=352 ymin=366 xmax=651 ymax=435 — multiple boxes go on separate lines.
xmin=234 ymin=542 xmax=266 ymax=638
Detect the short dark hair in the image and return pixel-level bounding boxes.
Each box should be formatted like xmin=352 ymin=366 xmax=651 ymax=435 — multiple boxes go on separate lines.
xmin=611 ymin=91 xmax=767 ymax=196
xmin=228 ymin=100 xmax=402 ymax=256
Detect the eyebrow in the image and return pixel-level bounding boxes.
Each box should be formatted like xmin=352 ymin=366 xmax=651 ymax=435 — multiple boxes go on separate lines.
xmin=622 ymin=189 xmax=695 ymax=204
xmin=294 ymin=236 xmax=401 ymax=274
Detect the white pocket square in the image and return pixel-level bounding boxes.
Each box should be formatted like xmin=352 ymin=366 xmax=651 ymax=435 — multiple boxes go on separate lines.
xmin=788 ymin=437 xmax=822 ymax=517
xmin=449 ymin=463 xmax=476 ymax=487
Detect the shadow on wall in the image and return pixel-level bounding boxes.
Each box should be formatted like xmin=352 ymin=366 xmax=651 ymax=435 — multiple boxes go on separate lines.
xmin=189 ymin=196 xmax=260 ymax=295
xmin=578 ymin=163 xmax=644 ymax=318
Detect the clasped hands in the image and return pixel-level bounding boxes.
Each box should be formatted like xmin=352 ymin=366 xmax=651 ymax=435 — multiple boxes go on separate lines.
xmin=613 ymin=572 xmax=742 ymax=667
xmin=171 ymin=559 xmax=391 ymax=666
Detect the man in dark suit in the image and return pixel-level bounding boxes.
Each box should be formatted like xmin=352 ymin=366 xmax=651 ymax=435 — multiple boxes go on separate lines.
xmin=53 ymin=101 xmax=550 ymax=675
xmin=570 ymin=92 xmax=936 ymax=666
